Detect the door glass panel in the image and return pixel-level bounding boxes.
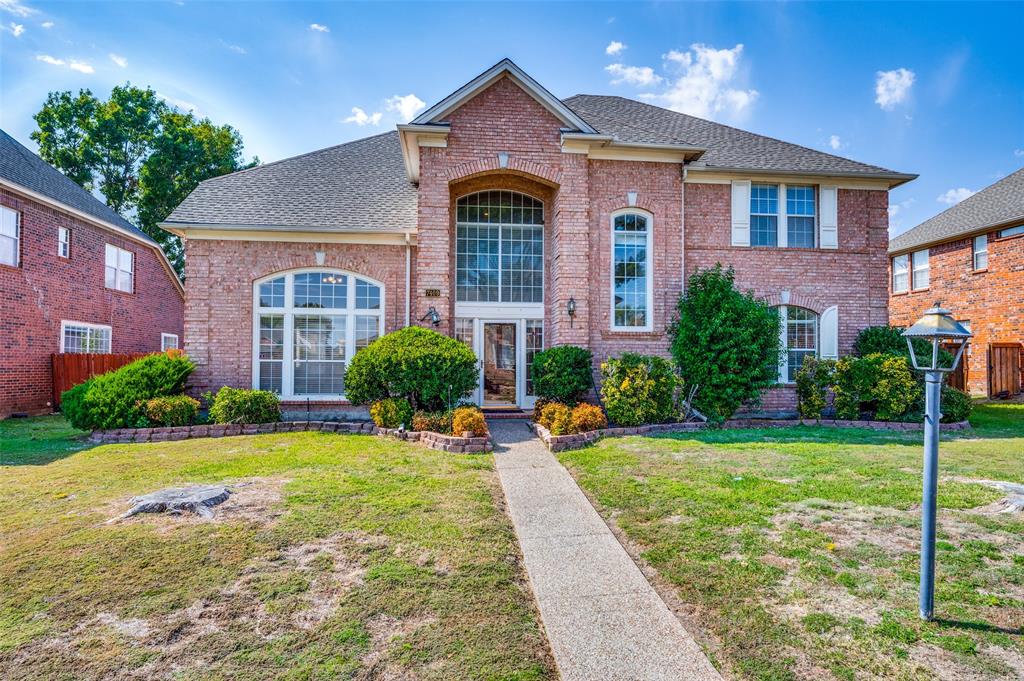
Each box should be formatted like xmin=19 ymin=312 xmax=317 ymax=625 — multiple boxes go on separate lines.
xmin=484 ymin=323 xmax=517 ymax=405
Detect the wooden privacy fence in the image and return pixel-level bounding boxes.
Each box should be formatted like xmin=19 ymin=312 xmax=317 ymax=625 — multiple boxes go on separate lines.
xmin=51 ymin=352 xmax=152 ymax=407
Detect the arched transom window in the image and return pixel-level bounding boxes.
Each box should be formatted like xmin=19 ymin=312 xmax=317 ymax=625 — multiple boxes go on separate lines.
xmin=455 ymin=191 xmax=544 ymax=303
xmin=780 ymin=305 xmax=818 ymax=383
xmin=254 ymin=270 xmax=383 ymax=398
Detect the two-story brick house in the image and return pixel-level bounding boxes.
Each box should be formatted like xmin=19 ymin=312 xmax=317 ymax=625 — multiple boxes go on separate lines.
xmin=0 ymin=129 xmax=185 ymax=418
xmin=890 ymin=168 xmax=1023 ymax=397
xmin=163 ymin=60 xmax=913 ymax=415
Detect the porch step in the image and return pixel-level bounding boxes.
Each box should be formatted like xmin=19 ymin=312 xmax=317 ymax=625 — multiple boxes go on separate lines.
xmin=481 ymin=408 xmax=533 ymax=419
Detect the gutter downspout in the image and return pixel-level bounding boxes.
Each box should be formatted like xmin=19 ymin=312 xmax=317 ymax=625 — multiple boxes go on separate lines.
xmin=681 ymin=162 xmax=688 ymax=296
xmin=404 ymin=233 xmax=412 ymax=328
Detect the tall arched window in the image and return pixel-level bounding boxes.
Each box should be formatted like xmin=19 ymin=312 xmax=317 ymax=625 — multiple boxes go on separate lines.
xmin=780 ymin=305 xmax=818 ymax=383
xmin=455 ymin=190 xmax=544 ymax=303
xmin=611 ymin=210 xmax=653 ymax=330
xmin=253 ymin=270 xmax=383 ymax=398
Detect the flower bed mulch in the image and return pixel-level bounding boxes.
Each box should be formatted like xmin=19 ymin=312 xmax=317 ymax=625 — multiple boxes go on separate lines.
xmin=533 ymin=418 xmax=971 ymax=452
xmin=89 ymin=421 xmax=492 ymax=453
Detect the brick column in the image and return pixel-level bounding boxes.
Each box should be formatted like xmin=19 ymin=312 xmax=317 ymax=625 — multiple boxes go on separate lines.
xmin=414 ymin=148 xmax=453 ymax=334
xmin=549 ymin=154 xmax=590 ymax=347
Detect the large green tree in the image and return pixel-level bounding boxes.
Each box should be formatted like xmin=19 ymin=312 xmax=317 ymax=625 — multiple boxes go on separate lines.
xmin=31 ymin=84 xmax=255 ymax=276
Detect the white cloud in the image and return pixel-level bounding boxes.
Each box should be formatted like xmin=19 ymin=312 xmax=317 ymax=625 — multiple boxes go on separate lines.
xmin=35 ymin=54 xmax=64 ymax=66
xmin=109 ymin=53 xmax=127 ymax=68
xmin=385 ymin=93 xmax=426 ymax=122
xmin=0 ymin=0 xmax=36 ymax=17
xmin=605 ymin=40 xmax=625 ymax=56
xmin=937 ymin=187 xmax=975 ymax=206
xmin=8 ymin=21 xmax=24 ymax=36
xmin=344 ymin=107 xmax=382 ymax=126
xmin=630 ymin=43 xmax=758 ymax=120
xmin=40 ymin=19 xmax=52 ymax=28
xmin=69 ymin=60 xmax=94 ymax=74
xmin=309 ymin=23 xmax=329 ymax=32
xmin=875 ymin=68 xmax=915 ymax=110
xmin=887 ymin=197 xmax=915 ymax=234
xmin=828 ymin=135 xmax=842 ymax=151
xmin=157 ymin=92 xmax=199 ymax=113
xmin=605 ymin=63 xmax=662 ymax=87
xmin=220 ymin=40 xmax=246 ymax=55
xmin=1014 ymin=149 xmax=1024 ymax=158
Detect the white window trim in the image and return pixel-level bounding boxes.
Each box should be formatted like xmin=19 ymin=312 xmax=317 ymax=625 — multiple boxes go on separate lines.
xmin=748 ymin=183 xmax=818 ymax=249
xmin=104 ymin=243 xmax=134 ymax=293
xmin=161 ymin=333 xmax=179 ymax=351
xmin=251 ymin=268 xmax=385 ymax=401
xmin=911 ymin=249 xmax=930 ymax=291
xmin=0 ymin=204 xmax=19 ymax=267
xmin=58 ymin=226 xmax=70 ymax=259
xmin=610 ymin=208 xmax=655 ymax=332
xmin=60 ymin=320 xmax=112 ymax=353
xmin=892 ymin=254 xmax=909 ymax=293
xmin=777 ymin=306 xmax=819 ymax=384
xmin=973 ymin=235 xmax=988 ymax=271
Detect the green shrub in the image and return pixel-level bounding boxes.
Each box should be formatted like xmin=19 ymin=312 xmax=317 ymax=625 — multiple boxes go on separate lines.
xmin=940 ymin=385 xmax=973 ymax=423
xmin=451 ymin=406 xmax=488 ymax=437
xmin=60 ymin=351 xmax=195 ymax=430
xmin=795 ymin=357 xmax=837 ymax=420
xmin=344 ymin=327 xmax=477 ymax=411
xmin=570 ymin=403 xmax=607 ymax=433
xmin=670 ymin=265 xmax=781 ymax=423
xmin=411 ymin=409 xmax=453 ymax=434
xmin=369 ymin=397 xmax=413 ymax=429
xmin=853 ymin=325 xmax=954 ymax=369
xmin=537 ymin=402 xmax=571 ymax=434
xmin=600 ymin=353 xmax=678 ymax=427
xmin=530 ymin=346 xmax=594 ymax=406
xmin=144 ymin=395 xmax=200 ymax=426
xmin=832 ymin=353 xmax=920 ymax=421
xmin=207 ymin=386 xmax=280 ymax=424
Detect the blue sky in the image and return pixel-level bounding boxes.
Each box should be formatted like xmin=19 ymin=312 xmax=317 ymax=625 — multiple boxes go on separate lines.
xmin=1 ymin=1 xmax=1021 ymax=236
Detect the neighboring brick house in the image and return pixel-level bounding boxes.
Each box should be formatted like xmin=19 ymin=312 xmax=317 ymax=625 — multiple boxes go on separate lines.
xmin=0 ymin=129 xmax=185 ymax=418
xmin=889 ymin=168 xmax=1023 ymax=397
xmin=163 ymin=60 xmax=914 ymax=416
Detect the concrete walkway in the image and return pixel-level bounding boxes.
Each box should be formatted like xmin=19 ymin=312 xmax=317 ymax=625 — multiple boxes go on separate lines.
xmin=489 ymin=419 xmax=721 ymax=681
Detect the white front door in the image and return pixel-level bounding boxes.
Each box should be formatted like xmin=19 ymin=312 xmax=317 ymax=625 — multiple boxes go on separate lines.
xmin=455 ymin=315 xmax=542 ymax=409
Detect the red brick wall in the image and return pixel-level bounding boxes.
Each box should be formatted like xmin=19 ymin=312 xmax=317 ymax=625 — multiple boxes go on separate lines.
xmin=0 ymin=188 xmax=184 ymax=418
xmin=889 ymin=231 xmax=1024 ymax=395
xmin=182 ymin=239 xmax=411 ymax=396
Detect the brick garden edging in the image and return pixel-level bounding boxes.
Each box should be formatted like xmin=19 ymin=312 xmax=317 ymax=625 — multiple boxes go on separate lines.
xmin=532 ymin=418 xmax=972 ymax=452
xmin=89 ymin=421 xmax=493 ymax=454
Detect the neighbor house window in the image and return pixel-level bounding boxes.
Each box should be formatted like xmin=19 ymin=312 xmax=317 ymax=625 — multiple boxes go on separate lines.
xmin=912 ymin=249 xmax=929 ymax=290
xmin=750 ymin=183 xmax=778 ymax=247
xmin=973 ymin=235 xmax=988 ymax=271
xmin=58 ymin=227 xmax=70 ymax=258
xmin=612 ymin=211 xmax=653 ymax=330
xmin=0 ymin=205 xmax=19 ymax=266
xmin=254 ymin=270 xmax=383 ymax=398
xmin=61 ymin=321 xmax=111 ymax=353
xmin=525 ymin=320 xmax=544 ymax=396
xmin=105 ymin=244 xmax=134 ymax=293
xmin=161 ymin=333 xmax=179 ymax=351
xmin=999 ymin=224 xmax=1024 ymax=238
xmin=780 ymin=306 xmax=817 ymax=383
xmin=892 ymin=254 xmax=909 ymax=293
xmin=455 ymin=191 xmax=543 ymax=303
xmin=786 ymin=185 xmax=816 ymax=248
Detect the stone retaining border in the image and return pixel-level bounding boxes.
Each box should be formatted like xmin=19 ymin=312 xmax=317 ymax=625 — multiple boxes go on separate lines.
xmin=532 ymin=418 xmax=971 ymax=452
xmin=89 ymin=421 xmax=493 ymax=454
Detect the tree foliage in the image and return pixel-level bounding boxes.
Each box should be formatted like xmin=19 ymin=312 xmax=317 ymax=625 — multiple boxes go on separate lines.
xmin=31 ymin=84 xmax=255 ymax=276
xmin=670 ymin=264 xmax=781 ymax=423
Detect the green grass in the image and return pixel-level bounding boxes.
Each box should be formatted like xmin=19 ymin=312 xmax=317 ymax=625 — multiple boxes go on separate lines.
xmin=559 ymin=402 xmax=1024 ymax=680
xmin=0 ymin=420 xmax=553 ymax=680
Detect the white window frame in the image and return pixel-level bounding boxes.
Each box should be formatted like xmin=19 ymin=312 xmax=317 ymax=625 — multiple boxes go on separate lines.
xmin=748 ymin=184 xmax=818 ymax=249
xmin=778 ymin=306 xmax=818 ymax=384
xmin=104 ymin=244 xmax=134 ymax=293
xmin=892 ymin=254 xmax=909 ymax=293
xmin=610 ymin=208 xmax=654 ymax=332
xmin=749 ymin=183 xmax=779 ymax=248
xmin=251 ymin=268 xmax=385 ymax=401
xmin=60 ymin=320 xmax=112 ymax=353
xmin=911 ymin=249 xmax=930 ymax=290
xmin=58 ymin=226 xmax=70 ymax=259
xmin=972 ymin=234 xmax=988 ymax=271
xmin=161 ymin=333 xmax=179 ymax=351
xmin=0 ymin=205 xmax=19 ymax=267
xmin=999 ymin=224 xmax=1024 ymax=239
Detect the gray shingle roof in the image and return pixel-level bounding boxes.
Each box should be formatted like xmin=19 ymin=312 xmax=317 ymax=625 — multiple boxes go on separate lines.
xmin=564 ymin=95 xmax=914 ymax=181
xmin=0 ymin=128 xmax=155 ymax=244
xmin=163 ymin=131 xmax=416 ymax=232
xmin=889 ymin=168 xmax=1024 ymax=253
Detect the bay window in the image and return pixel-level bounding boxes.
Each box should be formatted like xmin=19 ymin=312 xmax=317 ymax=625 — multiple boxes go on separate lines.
xmin=254 ymin=270 xmax=383 ymax=399
xmin=612 ymin=210 xmax=653 ymax=330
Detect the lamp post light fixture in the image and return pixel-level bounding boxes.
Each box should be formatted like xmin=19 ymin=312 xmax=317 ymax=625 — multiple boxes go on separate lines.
xmin=567 ymin=297 xmax=577 ymax=328
xmin=902 ymin=302 xmax=972 ymax=621
xmin=420 ymin=306 xmax=441 ymax=327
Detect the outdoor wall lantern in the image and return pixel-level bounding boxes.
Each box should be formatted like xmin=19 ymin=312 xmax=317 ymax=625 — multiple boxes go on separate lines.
xmin=567 ymin=297 xmax=577 ymax=328
xmin=902 ymin=302 xmax=972 ymax=621
xmin=420 ymin=306 xmax=441 ymax=327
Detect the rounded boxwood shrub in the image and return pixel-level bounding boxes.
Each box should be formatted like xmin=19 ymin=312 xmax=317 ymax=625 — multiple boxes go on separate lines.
xmin=853 ymin=325 xmax=954 ymax=369
xmin=530 ymin=346 xmax=594 ymax=406
xmin=344 ymin=327 xmax=477 ymax=411
xmin=451 ymin=406 xmax=488 ymax=437
xmin=61 ymin=351 xmax=195 ymax=430
xmin=369 ymin=397 xmax=413 ymax=429
xmin=569 ymin=403 xmax=607 ymax=433
xmin=207 ymin=386 xmax=280 ymax=424
xmin=600 ymin=353 xmax=678 ymax=427
xmin=832 ymin=353 xmax=920 ymax=421
xmin=144 ymin=395 xmax=200 ymax=427
xmin=939 ymin=385 xmax=973 ymax=423
xmin=412 ymin=409 xmax=453 ymax=434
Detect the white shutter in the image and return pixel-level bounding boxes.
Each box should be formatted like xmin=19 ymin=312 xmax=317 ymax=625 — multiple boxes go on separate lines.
xmin=730 ymin=180 xmax=751 ymax=247
xmin=819 ymin=186 xmax=838 ymax=249
xmin=820 ymin=305 xmax=839 ymax=359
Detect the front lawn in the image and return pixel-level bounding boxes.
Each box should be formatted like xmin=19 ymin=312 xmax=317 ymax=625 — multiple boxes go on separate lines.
xmin=0 ymin=418 xmax=553 ymax=680
xmin=559 ymin=402 xmax=1024 ymax=680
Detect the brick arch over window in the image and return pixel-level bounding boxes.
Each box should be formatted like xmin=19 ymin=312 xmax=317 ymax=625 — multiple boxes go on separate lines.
xmin=444 ymin=156 xmax=562 ymax=188
xmin=763 ymin=292 xmax=828 ymax=315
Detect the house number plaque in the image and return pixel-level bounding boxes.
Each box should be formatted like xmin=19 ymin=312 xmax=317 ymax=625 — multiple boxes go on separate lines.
xmin=424 ymin=288 xmax=441 ymax=297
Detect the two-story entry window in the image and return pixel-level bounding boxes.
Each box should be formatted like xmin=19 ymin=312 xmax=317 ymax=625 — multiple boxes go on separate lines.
xmin=253 ymin=270 xmax=383 ymax=399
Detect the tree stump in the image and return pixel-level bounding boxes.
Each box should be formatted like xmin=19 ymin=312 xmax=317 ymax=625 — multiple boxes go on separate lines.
xmin=119 ymin=485 xmax=231 ymax=520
